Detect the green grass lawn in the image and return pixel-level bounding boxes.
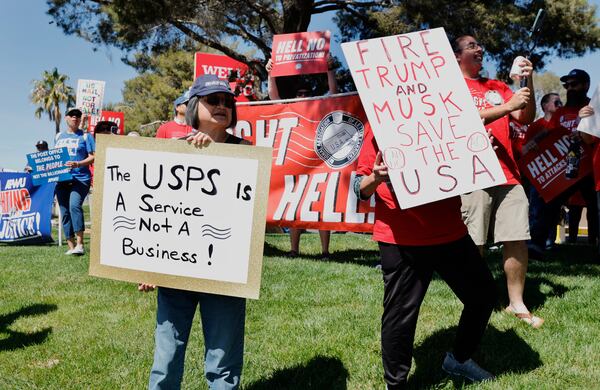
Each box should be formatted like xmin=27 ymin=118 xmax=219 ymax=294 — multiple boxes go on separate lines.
xmin=1 ymin=232 xmax=599 ymax=389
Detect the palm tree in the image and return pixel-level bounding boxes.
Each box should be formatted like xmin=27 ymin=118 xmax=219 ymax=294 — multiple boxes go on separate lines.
xmin=30 ymin=68 xmax=75 ymax=134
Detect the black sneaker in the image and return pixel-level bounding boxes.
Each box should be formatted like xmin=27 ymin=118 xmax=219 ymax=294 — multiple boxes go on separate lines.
xmin=442 ymin=352 xmax=494 ymax=383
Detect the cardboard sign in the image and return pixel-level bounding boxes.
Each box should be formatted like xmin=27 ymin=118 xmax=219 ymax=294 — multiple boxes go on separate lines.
xmin=26 ymin=147 xmax=72 ymax=186
xmin=88 ymin=111 xmax=125 ymax=135
xmin=89 ymin=135 xmax=272 ymax=299
xmin=76 ymin=79 xmax=105 ymax=117
xmin=234 ymin=94 xmax=374 ymax=231
xmin=578 ymin=83 xmax=600 ymax=137
xmin=341 ymin=28 xmax=506 ymax=209
xmin=0 ymin=172 xmax=55 ymax=243
xmin=518 ymin=128 xmax=593 ymax=202
xmin=270 ymin=31 xmax=330 ymax=77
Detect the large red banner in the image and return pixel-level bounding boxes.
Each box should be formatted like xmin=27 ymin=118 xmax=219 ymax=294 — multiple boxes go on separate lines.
xmin=88 ymin=111 xmax=125 ymax=135
xmin=518 ymin=128 xmax=593 ymax=202
xmin=270 ymin=31 xmax=330 ymax=77
xmin=235 ymin=94 xmax=374 ymax=232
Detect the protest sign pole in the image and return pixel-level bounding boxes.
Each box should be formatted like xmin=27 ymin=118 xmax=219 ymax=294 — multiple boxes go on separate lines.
xmin=56 ymin=199 xmax=62 ymax=246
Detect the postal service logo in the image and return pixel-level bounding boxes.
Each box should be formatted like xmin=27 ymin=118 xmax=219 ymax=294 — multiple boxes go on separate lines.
xmin=484 ymin=90 xmax=504 ymax=106
xmin=314 ymin=111 xmax=364 ymax=169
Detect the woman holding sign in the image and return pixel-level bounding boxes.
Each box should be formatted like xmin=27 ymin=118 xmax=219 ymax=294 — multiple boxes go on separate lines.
xmin=54 ymin=107 xmax=95 ymax=256
xmin=140 ymin=74 xmax=249 ymax=390
xmin=354 ymin=130 xmax=497 ymax=387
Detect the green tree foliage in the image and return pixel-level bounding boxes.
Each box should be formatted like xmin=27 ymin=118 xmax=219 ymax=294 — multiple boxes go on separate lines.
xmin=119 ymin=49 xmax=194 ymax=135
xmin=46 ymin=0 xmax=382 ymax=79
xmin=335 ymin=0 xmax=600 ymax=81
xmin=533 ymin=71 xmax=566 ymax=108
xmin=30 ymin=67 xmax=75 ymax=134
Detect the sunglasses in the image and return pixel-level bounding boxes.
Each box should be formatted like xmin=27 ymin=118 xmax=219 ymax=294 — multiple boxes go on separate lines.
xmin=562 ymin=80 xmax=581 ymax=89
xmin=68 ymin=114 xmax=82 ymax=119
xmin=202 ymin=94 xmax=235 ymax=109
xmin=554 ymin=100 xmax=563 ymax=107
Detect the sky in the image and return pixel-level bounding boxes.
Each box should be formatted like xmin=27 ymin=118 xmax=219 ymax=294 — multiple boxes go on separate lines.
xmin=1 ymin=2 xmax=599 ymax=171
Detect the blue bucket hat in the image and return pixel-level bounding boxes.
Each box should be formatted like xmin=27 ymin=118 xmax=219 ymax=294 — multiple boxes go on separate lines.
xmin=173 ymin=90 xmax=190 ymax=111
xmin=189 ymin=74 xmax=234 ymax=98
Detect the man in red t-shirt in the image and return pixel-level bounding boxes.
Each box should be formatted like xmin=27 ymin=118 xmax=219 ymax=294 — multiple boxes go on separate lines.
xmin=454 ymin=35 xmax=543 ymax=328
xmin=552 ymin=69 xmax=599 ymax=259
xmin=354 ymin=130 xmax=497 ymax=387
xmin=155 ymin=91 xmax=194 ymax=139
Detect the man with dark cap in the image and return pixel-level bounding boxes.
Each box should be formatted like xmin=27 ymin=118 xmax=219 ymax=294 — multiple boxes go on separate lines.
xmin=548 ymin=69 xmax=598 ymax=249
xmin=155 ymin=90 xmax=193 ymax=139
xmin=36 ymin=140 xmax=49 ymax=152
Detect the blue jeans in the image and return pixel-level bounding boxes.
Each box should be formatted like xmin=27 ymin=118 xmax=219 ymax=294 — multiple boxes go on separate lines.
xmin=149 ymin=288 xmax=246 ymax=390
xmin=55 ymin=179 xmax=90 ymax=239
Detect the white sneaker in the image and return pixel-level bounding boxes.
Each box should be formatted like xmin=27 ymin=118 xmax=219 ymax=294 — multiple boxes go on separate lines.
xmin=71 ymin=245 xmax=85 ymax=256
xmin=65 ymin=248 xmax=75 ymax=255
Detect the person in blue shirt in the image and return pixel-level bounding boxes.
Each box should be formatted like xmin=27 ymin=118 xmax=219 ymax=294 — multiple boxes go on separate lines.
xmin=54 ymin=107 xmax=95 ymax=255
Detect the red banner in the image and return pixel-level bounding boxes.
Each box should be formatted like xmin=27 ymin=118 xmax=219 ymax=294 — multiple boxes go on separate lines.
xmin=88 ymin=111 xmax=125 ymax=135
xmin=234 ymin=94 xmax=374 ymax=232
xmin=518 ymin=129 xmax=593 ymax=202
xmin=194 ymin=52 xmax=253 ymax=101
xmin=270 ymin=31 xmax=330 ymax=77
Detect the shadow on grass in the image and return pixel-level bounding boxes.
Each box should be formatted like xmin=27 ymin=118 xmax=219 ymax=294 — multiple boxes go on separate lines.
xmin=408 ymin=325 xmax=541 ymax=389
xmin=0 ymin=303 xmax=57 ymax=351
xmin=244 ymin=355 xmax=348 ymax=390
xmin=493 ymin=275 xmax=570 ymax=312
xmin=263 ymin=242 xmax=380 ymax=268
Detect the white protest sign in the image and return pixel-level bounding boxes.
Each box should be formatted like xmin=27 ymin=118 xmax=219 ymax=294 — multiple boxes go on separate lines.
xmin=341 ymin=28 xmax=505 ymax=208
xmin=76 ymin=79 xmax=105 ymax=117
xmin=577 ymin=83 xmax=600 ymax=138
xmin=90 ymin=135 xmax=272 ymax=299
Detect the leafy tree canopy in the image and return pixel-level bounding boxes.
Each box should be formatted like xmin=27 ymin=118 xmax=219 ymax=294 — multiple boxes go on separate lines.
xmin=335 ymin=0 xmax=600 ymax=81
xmin=47 ymin=0 xmax=384 ymax=79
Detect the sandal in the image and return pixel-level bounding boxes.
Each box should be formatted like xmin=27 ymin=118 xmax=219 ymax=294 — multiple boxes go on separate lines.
xmin=505 ymin=306 xmax=544 ymax=329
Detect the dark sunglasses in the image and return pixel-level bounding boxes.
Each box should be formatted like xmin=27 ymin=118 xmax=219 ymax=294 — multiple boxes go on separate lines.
xmin=554 ymin=100 xmax=563 ymax=107
xmin=68 ymin=114 xmax=82 ymax=119
xmin=562 ymin=80 xmax=581 ymax=89
xmin=202 ymin=94 xmax=235 ymax=108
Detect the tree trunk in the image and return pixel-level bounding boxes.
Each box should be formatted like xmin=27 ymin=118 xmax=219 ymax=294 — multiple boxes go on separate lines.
xmin=282 ymin=0 xmax=314 ymax=33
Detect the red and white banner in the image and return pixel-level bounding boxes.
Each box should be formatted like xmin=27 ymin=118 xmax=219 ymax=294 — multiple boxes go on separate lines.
xmin=88 ymin=111 xmax=125 ymax=135
xmin=270 ymin=31 xmax=330 ymax=77
xmin=518 ymin=128 xmax=593 ymax=202
xmin=234 ymin=94 xmax=374 ymax=232
xmin=194 ymin=52 xmax=252 ymax=102
xmin=194 ymin=52 xmax=249 ymax=80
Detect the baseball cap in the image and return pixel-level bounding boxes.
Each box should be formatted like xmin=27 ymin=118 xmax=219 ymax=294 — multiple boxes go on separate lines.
xmin=189 ymin=74 xmax=234 ymax=99
xmin=560 ymin=69 xmax=590 ymax=83
xmin=65 ymin=107 xmax=83 ymax=117
xmin=173 ymin=90 xmax=191 ymax=111
xmin=36 ymin=140 xmax=48 ymax=148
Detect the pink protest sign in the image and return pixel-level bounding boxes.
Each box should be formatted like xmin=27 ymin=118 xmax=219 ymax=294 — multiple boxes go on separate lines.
xmin=341 ymin=28 xmax=505 ymax=209
xmin=270 ymin=31 xmax=330 ymax=77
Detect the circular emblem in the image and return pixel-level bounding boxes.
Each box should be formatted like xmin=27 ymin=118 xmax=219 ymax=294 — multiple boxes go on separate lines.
xmin=484 ymin=90 xmax=504 ymax=106
xmin=314 ymin=111 xmax=365 ymax=169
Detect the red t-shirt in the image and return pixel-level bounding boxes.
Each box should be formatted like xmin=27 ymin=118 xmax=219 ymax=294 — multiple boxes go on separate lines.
xmin=509 ymin=119 xmax=528 ymax=161
xmin=155 ymin=121 xmax=193 ymax=139
xmin=549 ymin=105 xmax=586 ymax=133
xmin=465 ymin=78 xmax=520 ymax=185
xmin=522 ymin=117 xmax=551 ymax=145
xmin=356 ymin=130 xmax=467 ymax=246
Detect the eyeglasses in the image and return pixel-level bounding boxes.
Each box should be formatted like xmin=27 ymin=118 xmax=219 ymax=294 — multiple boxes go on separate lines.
xmin=554 ymin=100 xmax=563 ymax=107
xmin=202 ymin=94 xmax=235 ymax=109
xmin=68 ymin=114 xmax=82 ymax=119
xmin=562 ymin=80 xmax=581 ymax=89
xmin=460 ymin=42 xmax=484 ymax=51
